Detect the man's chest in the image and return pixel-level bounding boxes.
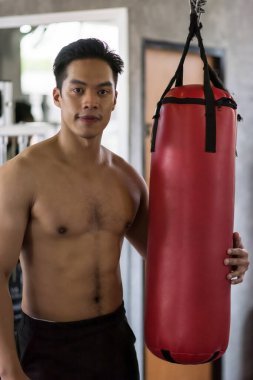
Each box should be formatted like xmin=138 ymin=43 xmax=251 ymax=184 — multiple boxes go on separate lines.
xmin=30 ymin=174 xmax=139 ymax=236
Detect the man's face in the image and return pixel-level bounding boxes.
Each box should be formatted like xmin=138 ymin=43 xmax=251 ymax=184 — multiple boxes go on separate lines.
xmin=53 ymin=58 xmax=117 ymax=140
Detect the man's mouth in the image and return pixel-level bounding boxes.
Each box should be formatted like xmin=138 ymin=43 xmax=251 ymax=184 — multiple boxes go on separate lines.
xmin=76 ymin=114 xmax=100 ymax=121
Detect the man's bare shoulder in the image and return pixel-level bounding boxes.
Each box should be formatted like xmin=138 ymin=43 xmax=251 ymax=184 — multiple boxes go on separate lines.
xmin=21 ymin=135 xmax=57 ymax=162
xmin=107 ymin=148 xmax=140 ymax=176
xmin=105 ymin=147 xmax=148 ymax=193
xmin=0 ymin=136 xmax=57 ymax=192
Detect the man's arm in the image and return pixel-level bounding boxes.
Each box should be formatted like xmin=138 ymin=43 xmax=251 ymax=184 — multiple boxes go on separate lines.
xmin=125 ymin=176 xmax=149 ymax=259
xmin=0 ymin=158 xmax=32 ymax=380
xmin=224 ymin=231 xmax=249 ymax=285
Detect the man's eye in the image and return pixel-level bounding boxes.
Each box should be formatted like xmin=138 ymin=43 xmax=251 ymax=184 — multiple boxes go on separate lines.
xmin=98 ymin=89 xmax=109 ymax=95
xmin=73 ymin=88 xmax=83 ymax=94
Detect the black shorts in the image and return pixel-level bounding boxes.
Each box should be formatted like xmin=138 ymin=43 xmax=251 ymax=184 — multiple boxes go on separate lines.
xmin=16 ymin=303 xmax=140 ymax=380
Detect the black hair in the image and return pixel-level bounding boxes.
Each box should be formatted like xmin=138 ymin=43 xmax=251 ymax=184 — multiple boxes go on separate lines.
xmin=53 ymin=38 xmax=124 ymax=90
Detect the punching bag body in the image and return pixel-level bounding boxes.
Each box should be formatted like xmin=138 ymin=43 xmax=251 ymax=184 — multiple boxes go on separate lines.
xmin=145 ymin=84 xmax=237 ymax=364
xmin=145 ymin=13 xmax=237 ymax=365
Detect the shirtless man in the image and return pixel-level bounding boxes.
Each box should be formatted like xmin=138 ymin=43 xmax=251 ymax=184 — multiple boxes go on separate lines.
xmin=0 ymin=38 xmax=249 ymax=380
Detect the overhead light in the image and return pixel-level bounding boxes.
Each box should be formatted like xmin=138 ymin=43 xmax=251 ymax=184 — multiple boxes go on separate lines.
xmin=20 ymin=25 xmax=32 ymax=34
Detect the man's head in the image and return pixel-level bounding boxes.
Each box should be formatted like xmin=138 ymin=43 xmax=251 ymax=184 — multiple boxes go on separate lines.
xmin=53 ymin=38 xmax=124 ymax=91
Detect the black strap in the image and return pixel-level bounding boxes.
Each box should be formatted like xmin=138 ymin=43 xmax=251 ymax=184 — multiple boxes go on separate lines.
xmin=151 ymin=13 xmax=228 ymax=153
xmin=162 ymin=97 xmax=237 ymax=108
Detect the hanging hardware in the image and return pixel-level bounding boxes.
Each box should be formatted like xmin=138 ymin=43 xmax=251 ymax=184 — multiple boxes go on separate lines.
xmin=190 ymin=0 xmax=207 ymax=23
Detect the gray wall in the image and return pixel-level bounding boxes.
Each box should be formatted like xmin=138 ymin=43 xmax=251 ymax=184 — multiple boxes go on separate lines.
xmin=1 ymin=1 xmax=253 ymax=379
xmin=0 ymin=29 xmax=22 ymax=101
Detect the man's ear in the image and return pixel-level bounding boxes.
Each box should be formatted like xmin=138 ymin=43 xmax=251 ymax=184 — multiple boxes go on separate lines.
xmin=112 ymin=90 xmax=118 ymax=111
xmin=53 ymin=87 xmax=62 ymax=108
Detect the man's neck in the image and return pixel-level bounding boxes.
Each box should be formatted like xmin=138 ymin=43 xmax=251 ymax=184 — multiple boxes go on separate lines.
xmin=57 ymin=129 xmax=104 ymax=167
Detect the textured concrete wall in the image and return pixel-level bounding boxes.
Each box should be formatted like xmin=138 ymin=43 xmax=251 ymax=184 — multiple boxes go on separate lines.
xmin=0 ymin=1 xmax=253 ymax=379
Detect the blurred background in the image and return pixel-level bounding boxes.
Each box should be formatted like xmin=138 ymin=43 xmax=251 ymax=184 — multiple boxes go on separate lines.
xmin=0 ymin=1 xmax=252 ymax=379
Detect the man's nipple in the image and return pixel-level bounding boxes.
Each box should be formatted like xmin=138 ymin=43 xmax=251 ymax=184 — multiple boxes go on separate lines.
xmin=57 ymin=226 xmax=68 ymax=235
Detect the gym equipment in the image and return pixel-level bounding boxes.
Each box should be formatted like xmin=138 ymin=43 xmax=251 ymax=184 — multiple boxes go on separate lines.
xmin=145 ymin=0 xmax=237 ymax=364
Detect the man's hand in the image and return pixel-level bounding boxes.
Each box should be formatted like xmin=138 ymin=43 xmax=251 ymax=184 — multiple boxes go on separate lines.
xmin=224 ymin=232 xmax=249 ymax=285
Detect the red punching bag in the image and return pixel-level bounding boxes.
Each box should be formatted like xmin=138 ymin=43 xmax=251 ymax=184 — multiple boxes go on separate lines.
xmin=145 ymin=10 xmax=237 ymax=365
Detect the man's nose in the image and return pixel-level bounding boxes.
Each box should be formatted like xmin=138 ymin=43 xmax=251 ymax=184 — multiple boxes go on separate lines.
xmin=82 ymin=90 xmax=98 ymax=109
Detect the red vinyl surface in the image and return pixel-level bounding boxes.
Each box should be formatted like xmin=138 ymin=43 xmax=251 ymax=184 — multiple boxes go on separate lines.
xmin=145 ymin=85 xmax=237 ymax=364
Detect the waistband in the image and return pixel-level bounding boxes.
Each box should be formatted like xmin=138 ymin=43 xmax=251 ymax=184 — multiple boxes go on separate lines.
xmin=20 ymin=302 xmax=126 ymax=332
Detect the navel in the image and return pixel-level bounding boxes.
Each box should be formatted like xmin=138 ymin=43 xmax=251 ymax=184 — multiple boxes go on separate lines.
xmin=93 ymin=268 xmax=102 ymax=307
xmin=94 ymin=295 xmax=101 ymax=304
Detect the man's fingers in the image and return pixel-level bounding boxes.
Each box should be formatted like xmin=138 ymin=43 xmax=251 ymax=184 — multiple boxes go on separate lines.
xmin=227 ymin=266 xmax=245 ymax=285
xmin=224 ymin=244 xmax=249 ymax=285
xmin=227 ymin=247 xmax=248 ymax=258
xmin=230 ymin=276 xmax=244 ymax=285
xmin=225 ymin=234 xmax=250 ymax=285
xmin=224 ymin=257 xmax=249 ymax=267
xmin=227 ymin=269 xmax=245 ymax=280
xmin=233 ymin=232 xmax=244 ymax=249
